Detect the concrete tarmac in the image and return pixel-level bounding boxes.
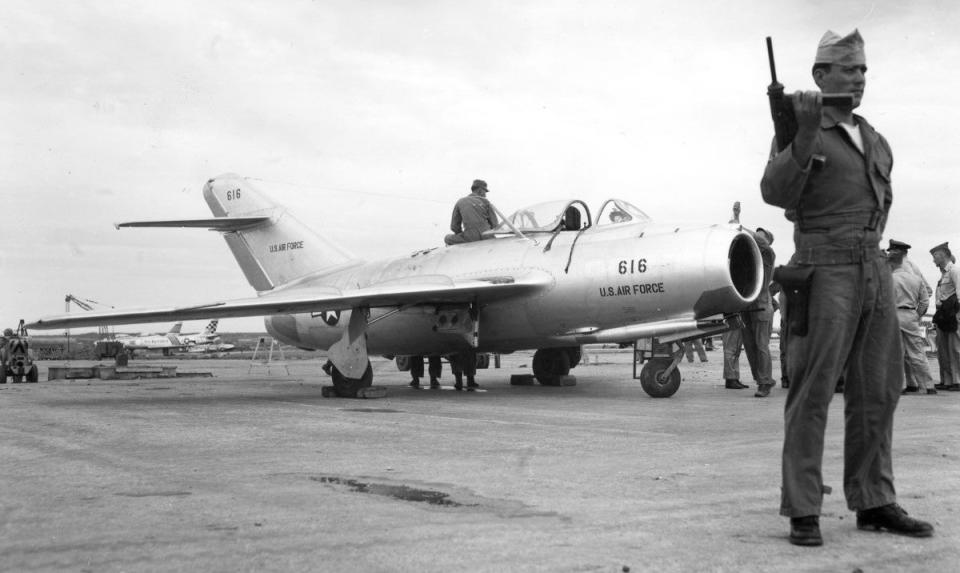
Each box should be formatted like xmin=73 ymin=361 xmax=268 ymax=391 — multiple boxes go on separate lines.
xmin=1 ymin=349 xmax=958 ymax=572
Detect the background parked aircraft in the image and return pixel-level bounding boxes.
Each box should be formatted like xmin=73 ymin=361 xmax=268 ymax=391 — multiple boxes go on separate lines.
xmin=112 ymin=322 xmax=183 ymax=355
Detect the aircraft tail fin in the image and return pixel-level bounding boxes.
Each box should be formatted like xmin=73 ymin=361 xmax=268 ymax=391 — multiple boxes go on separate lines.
xmin=203 ymin=320 xmax=218 ymax=335
xmin=168 ymin=322 xmax=183 ymax=334
xmin=199 ymin=174 xmax=358 ymax=291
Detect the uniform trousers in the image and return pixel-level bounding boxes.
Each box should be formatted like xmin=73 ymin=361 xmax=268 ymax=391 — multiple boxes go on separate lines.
xmin=410 ymin=355 xmax=442 ymax=381
xmin=897 ymin=310 xmax=934 ymax=391
xmin=781 ymin=257 xmax=901 ymax=517
xmin=741 ymin=310 xmax=775 ymax=385
xmin=935 ymin=328 xmax=960 ymax=386
xmin=449 ymin=349 xmax=477 ymax=379
xmin=722 ymin=328 xmax=743 ymax=380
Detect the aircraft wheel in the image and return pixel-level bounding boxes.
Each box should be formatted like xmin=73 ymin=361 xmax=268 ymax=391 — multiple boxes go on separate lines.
xmin=639 ymin=358 xmax=681 ymax=398
xmin=395 ymin=356 xmax=411 ymax=372
xmin=26 ymin=365 xmax=38 ymax=383
xmin=533 ymin=348 xmax=571 ymax=385
xmin=0 ymin=363 xmax=6 ymax=383
xmin=565 ymin=347 xmax=582 ymax=369
xmin=330 ymin=361 xmax=374 ymax=397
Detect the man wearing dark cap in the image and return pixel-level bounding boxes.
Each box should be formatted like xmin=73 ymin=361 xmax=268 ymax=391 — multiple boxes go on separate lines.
xmin=761 ymin=29 xmax=933 ymax=546
xmin=931 ymin=242 xmax=960 ymax=391
xmin=742 ymin=227 xmax=777 ymax=397
xmin=887 ymin=239 xmax=932 ymax=297
xmin=887 ymin=248 xmax=935 ymax=394
xmin=444 ymin=179 xmax=499 ymax=245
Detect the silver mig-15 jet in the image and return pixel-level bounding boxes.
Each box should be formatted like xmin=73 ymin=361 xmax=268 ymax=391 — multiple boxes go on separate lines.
xmin=28 ymin=173 xmax=763 ymax=398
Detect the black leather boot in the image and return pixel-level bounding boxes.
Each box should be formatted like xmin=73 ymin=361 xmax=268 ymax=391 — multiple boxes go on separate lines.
xmin=856 ymin=504 xmax=934 ymax=537
xmin=789 ymin=516 xmax=822 ymax=546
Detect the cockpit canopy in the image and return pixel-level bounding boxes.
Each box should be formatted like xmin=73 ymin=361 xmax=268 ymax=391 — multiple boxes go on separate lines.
xmin=489 ymin=198 xmax=651 ymax=236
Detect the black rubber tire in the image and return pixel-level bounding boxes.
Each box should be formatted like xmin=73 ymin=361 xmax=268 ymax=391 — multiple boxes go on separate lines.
xmin=533 ymin=348 xmax=571 ymax=385
xmin=0 ymin=363 xmax=6 ymax=383
xmin=565 ymin=347 xmax=582 ymax=369
xmin=640 ymin=358 xmax=681 ymax=398
xmin=395 ymin=356 xmax=411 ymax=372
xmin=331 ymin=362 xmax=374 ymax=397
xmin=26 ymin=365 xmax=38 ymax=383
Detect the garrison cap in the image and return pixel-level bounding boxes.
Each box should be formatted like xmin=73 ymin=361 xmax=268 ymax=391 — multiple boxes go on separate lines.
xmin=815 ymin=29 xmax=865 ymax=66
xmin=471 ymin=179 xmax=488 ymax=191
xmin=930 ymin=242 xmax=951 ymax=255
xmin=755 ymin=227 xmax=774 ymax=244
xmin=887 ymin=239 xmax=911 ymax=252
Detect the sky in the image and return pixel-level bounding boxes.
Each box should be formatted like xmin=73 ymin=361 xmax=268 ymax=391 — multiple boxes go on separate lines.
xmin=2 ymin=0 xmax=958 ymax=333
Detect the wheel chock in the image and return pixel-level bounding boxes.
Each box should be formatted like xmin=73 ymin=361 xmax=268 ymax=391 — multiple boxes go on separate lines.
xmin=321 ymin=385 xmax=387 ymax=398
xmin=357 ymin=386 xmax=387 ymax=399
xmin=537 ymin=375 xmax=577 ymax=387
xmin=510 ymin=374 xmax=536 ymax=385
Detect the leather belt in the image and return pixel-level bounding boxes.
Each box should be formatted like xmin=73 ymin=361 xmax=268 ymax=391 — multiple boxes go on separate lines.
xmin=797 ymin=210 xmax=884 ymax=232
xmin=792 ymin=245 xmax=883 ymax=265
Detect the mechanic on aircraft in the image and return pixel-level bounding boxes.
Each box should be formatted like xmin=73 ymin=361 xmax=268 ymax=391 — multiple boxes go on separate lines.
xmin=444 ymin=179 xmax=499 ymax=245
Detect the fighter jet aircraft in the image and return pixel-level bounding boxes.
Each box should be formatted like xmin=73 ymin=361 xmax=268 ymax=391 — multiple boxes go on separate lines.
xmin=112 ymin=322 xmax=184 ymax=356
xmin=28 ymin=174 xmax=763 ymax=398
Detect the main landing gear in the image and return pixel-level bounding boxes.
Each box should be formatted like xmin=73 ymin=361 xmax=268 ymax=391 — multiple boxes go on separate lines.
xmin=531 ymin=347 xmax=581 ymax=385
xmin=322 ymin=360 xmax=374 ymax=398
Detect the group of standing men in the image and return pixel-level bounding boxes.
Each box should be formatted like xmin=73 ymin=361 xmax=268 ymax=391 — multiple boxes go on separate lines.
xmin=887 ymin=239 xmax=960 ymax=395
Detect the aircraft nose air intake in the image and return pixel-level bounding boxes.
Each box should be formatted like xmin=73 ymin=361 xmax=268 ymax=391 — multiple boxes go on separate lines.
xmin=691 ymin=230 xmax=763 ymax=318
xmin=728 ymin=233 xmax=763 ymax=300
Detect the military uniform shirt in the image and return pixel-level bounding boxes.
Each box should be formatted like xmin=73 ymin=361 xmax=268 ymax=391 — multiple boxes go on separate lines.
xmin=892 ymin=265 xmax=928 ymax=315
xmin=935 ymin=261 xmax=960 ymax=305
xmin=450 ymin=193 xmax=498 ymax=242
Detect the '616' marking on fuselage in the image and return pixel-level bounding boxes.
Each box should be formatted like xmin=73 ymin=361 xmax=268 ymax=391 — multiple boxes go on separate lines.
xmin=600 ymin=282 xmax=665 ymax=297
xmin=618 ymin=259 xmax=647 ymax=274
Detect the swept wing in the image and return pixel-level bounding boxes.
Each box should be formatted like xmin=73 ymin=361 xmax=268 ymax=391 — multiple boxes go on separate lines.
xmin=27 ymin=273 xmax=551 ymax=330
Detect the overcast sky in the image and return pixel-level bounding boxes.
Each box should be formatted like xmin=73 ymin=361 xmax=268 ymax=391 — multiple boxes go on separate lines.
xmin=2 ymin=0 xmax=958 ymax=333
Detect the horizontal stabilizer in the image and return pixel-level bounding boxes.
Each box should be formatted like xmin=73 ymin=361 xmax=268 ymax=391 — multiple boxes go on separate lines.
xmin=27 ymin=272 xmax=552 ymax=330
xmin=115 ymin=217 xmax=271 ymax=231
